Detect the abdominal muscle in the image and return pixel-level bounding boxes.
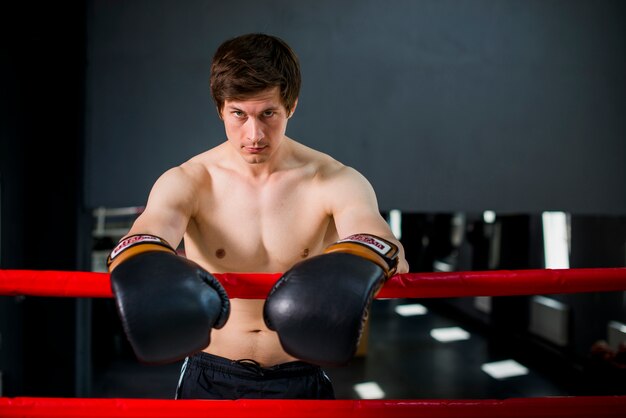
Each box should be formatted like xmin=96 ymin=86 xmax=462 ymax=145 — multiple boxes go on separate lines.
xmin=202 ymin=299 xmax=299 ymax=367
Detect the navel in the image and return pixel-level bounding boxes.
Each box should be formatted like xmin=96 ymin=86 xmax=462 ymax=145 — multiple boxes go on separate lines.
xmin=301 ymin=248 xmax=309 ymax=258
xmin=216 ymin=248 xmax=226 ymax=259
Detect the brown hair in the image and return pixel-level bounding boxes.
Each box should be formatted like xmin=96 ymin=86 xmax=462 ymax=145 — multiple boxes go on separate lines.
xmin=210 ymin=33 xmax=301 ymax=114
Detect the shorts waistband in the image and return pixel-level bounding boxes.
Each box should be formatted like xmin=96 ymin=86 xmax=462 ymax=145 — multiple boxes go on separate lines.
xmin=186 ymin=352 xmax=322 ymax=379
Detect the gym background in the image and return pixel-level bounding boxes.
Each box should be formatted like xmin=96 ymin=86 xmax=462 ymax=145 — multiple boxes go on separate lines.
xmin=1 ymin=0 xmax=624 ymax=398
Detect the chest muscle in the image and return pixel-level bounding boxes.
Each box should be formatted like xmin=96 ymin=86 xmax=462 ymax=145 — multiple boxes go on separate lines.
xmin=185 ymin=171 xmax=334 ymax=272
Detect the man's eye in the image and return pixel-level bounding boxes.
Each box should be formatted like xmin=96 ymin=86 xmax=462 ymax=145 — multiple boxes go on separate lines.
xmin=232 ymin=111 xmax=245 ymax=118
xmin=263 ymin=111 xmax=275 ymax=117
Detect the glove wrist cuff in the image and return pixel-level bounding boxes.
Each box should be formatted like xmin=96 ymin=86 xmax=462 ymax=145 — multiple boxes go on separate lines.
xmin=324 ymin=233 xmax=399 ymax=277
xmin=107 ymin=234 xmax=176 ymax=272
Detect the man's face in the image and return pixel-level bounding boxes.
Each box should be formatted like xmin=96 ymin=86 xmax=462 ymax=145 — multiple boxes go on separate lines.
xmin=221 ymin=87 xmax=294 ymax=165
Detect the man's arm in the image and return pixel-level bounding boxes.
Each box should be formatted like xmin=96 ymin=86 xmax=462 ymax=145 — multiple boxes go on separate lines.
xmin=264 ymin=164 xmax=409 ymax=366
xmin=325 ymin=165 xmax=409 ymax=274
xmin=107 ymin=164 xmax=230 ymax=364
xmin=125 ymin=165 xmax=201 ymax=250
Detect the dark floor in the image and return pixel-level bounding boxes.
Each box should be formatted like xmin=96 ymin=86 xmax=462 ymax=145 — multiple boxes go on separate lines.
xmin=91 ymin=297 xmax=625 ymax=400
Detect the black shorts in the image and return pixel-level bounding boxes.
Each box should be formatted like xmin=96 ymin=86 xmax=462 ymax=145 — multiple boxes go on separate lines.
xmin=175 ymin=352 xmax=335 ymax=399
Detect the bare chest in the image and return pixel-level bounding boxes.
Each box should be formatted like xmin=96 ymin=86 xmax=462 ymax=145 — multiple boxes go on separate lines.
xmin=184 ymin=172 xmax=335 ymax=273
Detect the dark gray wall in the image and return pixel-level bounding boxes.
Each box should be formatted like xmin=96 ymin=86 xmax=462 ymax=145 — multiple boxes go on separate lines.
xmin=86 ymin=0 xmax=626 ymax=214
xmin=1 ymin=1 xmax=86 ymax=396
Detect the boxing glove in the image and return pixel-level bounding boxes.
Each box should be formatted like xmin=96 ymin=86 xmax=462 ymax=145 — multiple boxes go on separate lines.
xmin=264 ymin=233 xmax=398 ymax=366
xmin=107 ymin=234 xmax=230 ymax=364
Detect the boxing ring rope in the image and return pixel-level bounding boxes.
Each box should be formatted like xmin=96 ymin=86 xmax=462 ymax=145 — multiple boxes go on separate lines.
xmin=2 ymin=267 xmax=626 ymax=299
xmin=2 ymin=396 xmax=626 ymax=418
xmin=1 ymin=267 xmax=625 ymax=417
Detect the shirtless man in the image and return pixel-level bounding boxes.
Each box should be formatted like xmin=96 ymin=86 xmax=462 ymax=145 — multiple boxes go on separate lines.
xmin=107 ymin=33 xmax=408 ymax=400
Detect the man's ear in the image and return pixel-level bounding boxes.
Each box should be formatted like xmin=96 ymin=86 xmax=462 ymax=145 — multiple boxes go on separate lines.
xmin=288 ymin=98 xmax=299 ymax=119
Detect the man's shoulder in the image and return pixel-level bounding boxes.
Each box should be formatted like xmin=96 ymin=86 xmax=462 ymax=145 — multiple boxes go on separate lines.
xmin=290 ymin=140 xmax=344 ymax=174
xmin=159 ymin=153 xmax=213 ymax=188
xmin=291 ymin=143 xmax=365 ymax=187
xmin=178 ymin=145 xmax=229 ymax=177
xmin=186 ymin=144 xmax=225 ymax=166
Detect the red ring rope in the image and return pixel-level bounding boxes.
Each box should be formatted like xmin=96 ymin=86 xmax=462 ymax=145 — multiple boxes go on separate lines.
xmin=1 ymin=268 xmax=625 ymax=299
xmin=1 ymin=268 xmax=625 ymax=417
xmin=1 ymin=396 xmax=626 ymax=418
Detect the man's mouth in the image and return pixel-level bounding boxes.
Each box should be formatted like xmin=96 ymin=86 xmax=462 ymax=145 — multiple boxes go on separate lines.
xmin=244 ymin=146 xmax=267 ymax=153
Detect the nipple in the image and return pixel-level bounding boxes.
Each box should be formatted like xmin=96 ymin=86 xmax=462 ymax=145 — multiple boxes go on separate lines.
xmin=216 ymin=248 xmax=226 ymax=259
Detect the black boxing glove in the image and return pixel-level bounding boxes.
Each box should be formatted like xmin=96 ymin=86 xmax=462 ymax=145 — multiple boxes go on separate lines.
xmin=264 ymin=233 xmax=398 ymax=366
xmin=107 ymin=234 xmax=230 ymax=364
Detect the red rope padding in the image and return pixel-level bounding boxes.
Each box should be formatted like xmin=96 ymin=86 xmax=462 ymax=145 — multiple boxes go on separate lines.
xmin=1 ymin=396 xmax=625 ymax=418
xmin=1 ymin=268 xmax=625 ymax=299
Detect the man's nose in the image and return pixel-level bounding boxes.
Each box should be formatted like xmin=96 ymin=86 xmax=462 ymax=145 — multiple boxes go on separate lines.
xmin=245 ymin=118 xmax=264 ymax=142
